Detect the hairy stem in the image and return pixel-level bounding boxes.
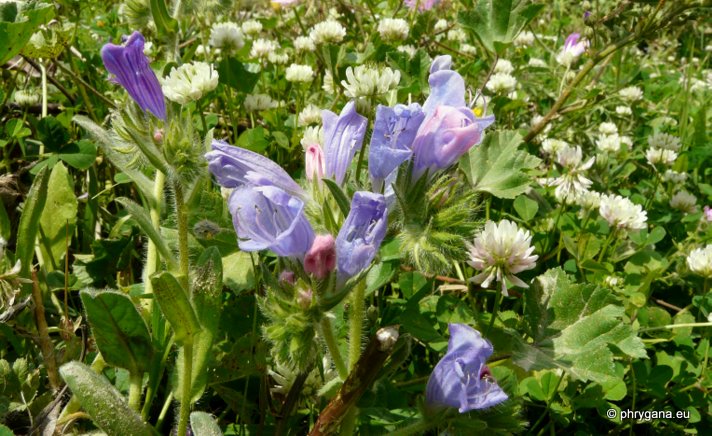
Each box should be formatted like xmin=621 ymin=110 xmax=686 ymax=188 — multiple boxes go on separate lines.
xmin=128 ymin=372 xmax=143 ymax=411
xmin=172 ymin=180 xmax=190 ymax=292
xmin=31 ymin=271 xmax=60 ymax=392
xmin=144 ymin=171 xmax=165 ymax=312
xmin=319 ymin=318 xmax=349 ymax=380
xmin=177 ymin=342 xmax=193 ymax=436
xmin=348 ymin=281 xmax=366 ymax=370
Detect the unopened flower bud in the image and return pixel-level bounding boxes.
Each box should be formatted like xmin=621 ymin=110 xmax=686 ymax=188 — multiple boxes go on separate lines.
xmin=305 ymin=143 xmax=325 ymax=181
xmin=153 ymin=128 xmax=164 ymax=144
xmin=304 ymin=234 xmax=336 ymax=279
xmin=279 ymin=270 xmax=296 ymax=286
xmin=297 ymin=288 xmax=313 ymax=310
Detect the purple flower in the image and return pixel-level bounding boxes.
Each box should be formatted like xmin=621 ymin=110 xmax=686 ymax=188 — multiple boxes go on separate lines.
xmin=422 ymin=55 xmax=466 ymax=115
xmin=368 ymin=103 xmax=425 ymax=188
xmin=304 ymin=234 xmax=337 ymax=279
xmin=426 ymin=324 xmax=507 ymax=413
xmin=227 ymin=185 xmax=314 ymax=257
xmin=335 ymin=192 xmax=388 ymax=283
xmin=101 ymin=31 xmax=166 ymax=120
xmin=206 ymin=140 xmax=305 ymax=198
xmin=322 ymin=101 xmax=368 ymax=185
xmin=404 ymin=0 xmax=441 ymax=11
xmin=704 ymin=206 xmax=712 ymax=222
xmin=556 ymin=33 xmax=589 ymax=66
xmin=411 ymin=105 xmax=494 ymax=179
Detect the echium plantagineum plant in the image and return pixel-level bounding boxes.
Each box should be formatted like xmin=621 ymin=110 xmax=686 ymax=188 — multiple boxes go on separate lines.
xmin=9 ymin=1 xmax=710 ymax=436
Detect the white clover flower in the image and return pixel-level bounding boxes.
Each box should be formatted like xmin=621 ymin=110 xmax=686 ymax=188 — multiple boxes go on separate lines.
xmin=658 ymin=116 xmax=677 ymax=127
xmin=434 ymin=19 xmax=448 ymax=33
xmin=599 ymin=194 xmax=647 ymax=231
xmin=596 ymin=133 xmax=622 ymax=153
xmin=244 ymin=93 xmax=278 ymax=112
xmin=670 ymin=190 xmax=697 ymax=213
xmin=310 ymin=20 xmax=346 ymax=45
xmin=663 ymin=169 xmax=688 ymax=184
xmin=645 ymin=147 xmax=677 ymax=166
xmin=300 ymin=125 xmax=323 ymax=148
xmin=494 ymin=59 xmax=514 ymax=74
xmin=460 ymin=44 xmax=477 ymax=56
xmin=550 ymin=145 xmax=595 ymax=203
xmin=514 ymin=30 xmax=535 ymax=47
xmin=603 ymin=276 xmax=623 ymax=288
xmin=250 ymin=38 xmax=278 ymax=59
xmin=397 ymin=44 xmax=417 ymax=57
xmin=268 ymin=52 xmax=290 ymax=65
xmin=162 ymin=62 xmax=219 ymax=104
xmin=195 ymin=44 xmax=218 ymax=58
xmin=687 ymin=245 xmax=712 ymax=278
xmin=13 ymin=89 xmax=40 ymax=106
xmin=576 ymin=189 xmax=602 ymax=210
xmin=322 ymin=70 xmax=336 ymax=93
xmin=647 ymin=132 xmax=681 ymax=151
xmin=619 ymin=85 xmax=643 ymax=102
xmin=541 ymin=138 xmax=569 ymax=155
xmin=298 ymin=104 xmax=322 ymax=126
xmin=620 ymin=135 xmax=633 ymax=150
xmin=467 ymin=220 xmax=538 ymax=296
xmin=616 ymin=106 xmax=632 ymax=116
xmin=446 ymin=28 xmax=467 ymax=42
xmin=285 ymin=64 xmax=313 ymax=82
xmin=377 ymin=18 xmax=409 ymax=42
xmin=143 ymin=41 xmax=154 ymax=57
xmin=486 ymin=72 xmax=517 ymax=94
xmin=598 ymin=122 xmax=618 ymax=135
xmin=209 ymin=22 xmax=244 ymax=54
xmin=294 ymin=36 xmax=316 ymax=53
xmin=341 ymin=65 xmax=400 ymax=99
xmin=241 ymin=19 xmax=263 ymax=36
xmin=528 ymin=57 xmax=547 ymax=68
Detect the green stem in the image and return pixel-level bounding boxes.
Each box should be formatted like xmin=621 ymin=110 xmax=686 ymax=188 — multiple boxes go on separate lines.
xmin=39 ymin=61 xmax=48 ymax=156
xmin=597 ymin=229 xmax=617 ymax=263
xmin=128 ymin=372 xmax=143 ymax=411
xmin=340 ymin=408 xmax=357 ymax=436
xmin=177 ymin=342 xmax=193 ymax=436
xmin=639 ymin=322 xmax=712 ymax=333
xmin=144 ymin=171 xmax=165 ymax=312
xmin=348 ymin=281 xmax=366 ymax=370
xmin=156 ymin=391 xmax=173 ymax=430
xmin=486 ymin=291 xmax=503 ymax=336
xmin=319 ymin=318 xmax=348 ymax=380
xmin=173 ymin=180 xmax=190 ymax=292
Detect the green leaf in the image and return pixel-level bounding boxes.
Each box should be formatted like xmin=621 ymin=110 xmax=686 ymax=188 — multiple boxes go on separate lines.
xmin=221 ymin=251 xmax=255 ymax=292
xmin=80 ymin=290 xmax=153 ymax=375
xmin=17 ymin=166 xmax=50 ymax=291
xmin=38 ymin=162 xmax=77 ymax=271
xmin=513 ymin=194 xmax=538 ymax=221
xmin=460 ymin=130 xmax=540 ymax=199
xmin=217 ymin=57 xmax=260 ymax=93
xmin=116 ymin=197 xmax=179 ymax=271
xmin=190 ymin=412 xmax=222 ymax=436
xmin=37 ymin=116 xmax=70 ymax=152
xmin=150 ymin=272 xmax=201 ymax=346
xmin=0 ymin=2 xmax=54 ymax=65
xmin=323 ymin=178 xmax=351 ymax=217
xmin=0 ymin=200 xmax=11 ymax=241
xmin=148 ymin=0 xmax=177 ymax=35
xmin=59 ymin=362 xmax=157 ymax=436
xmin=458 ymin=0 xmax=544 ymax=53
xmin=73 ymin=115 xmax=156 ymax=205
xmin=57 ymin=140 xmax=97 ymax=170
xmin=517 ymin=268 xmax=647 ymax=384
xmin=235 ymin=127 xmax=269 ymax=153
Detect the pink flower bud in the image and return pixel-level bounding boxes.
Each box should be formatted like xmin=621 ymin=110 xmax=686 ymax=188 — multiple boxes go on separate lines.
xmin=305 ymin=143 xmax=326 ymax=181
xmin=303 ymin=234 xmax=336 ymax=279
xmin=153 ymin=128 xmax=164 ymax=144
xmin=279 ymin=270 xmax=296 ymax=285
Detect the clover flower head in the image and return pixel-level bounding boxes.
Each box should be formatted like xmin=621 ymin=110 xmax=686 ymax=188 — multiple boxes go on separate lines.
xmin=241 ymin=19 xmax=263 ymax=36
xmin=341 ymin=65 xmax=401 ymax=99
xmin=493 ymin=59 xmax=514 ymax=74
xmin=485 ymin=72 xmax=517 ymax=94
xmin=645 ymin=147 xmax=677 ymax=166
xmin=162 ymin=61 xmax=218 ymax=104
xmin=209 ymin=22 xmax=244 ymax=53
xmin=244 ymin=94 xmax=278 ymax=112
xmin=250 ymin=38 xmax=278 ymax=59
xmin=596 ymin=133 xmax=622 ymax=153
xmin=647 ymin=132 xmax=681 ymax=151
xmin=514 ymin=30 xmax=535 ymax=47
xmin=426 ymin=324 xmax=508 ymax=413
xmin=378 ymin=18 xmax=409 ymax=42
xmin=599 ymin=194 xmax=647 ymax=231
xmin=468 ymin=220 xmax=538 ymax=296
xmin=310 ymin=20 xmax=346 ymax=45
xmin=298 ymin=104 xmax=322 ymax=126
xmin=294 ymin=36 xmax=316 ymax=53
xmin=687 ymin=245 xmax=712 ymax=278
xmin=285 ymin=64 xmax=314 ymax=83
xmin=619 ymin=85 xmax=643 ymax=102
xmin=670 ymin=190 xmax=697 ymax=213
